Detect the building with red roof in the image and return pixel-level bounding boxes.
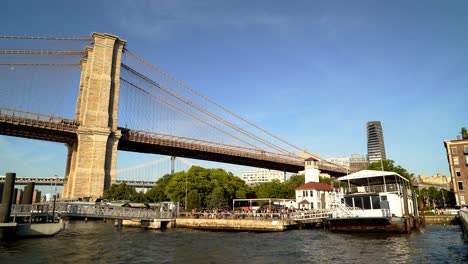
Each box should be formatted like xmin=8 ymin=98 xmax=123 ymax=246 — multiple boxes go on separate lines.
xmin=294 ymin=181 xmax=334 ymax=210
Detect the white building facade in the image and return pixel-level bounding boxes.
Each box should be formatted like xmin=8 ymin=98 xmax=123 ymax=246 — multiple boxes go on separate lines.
xmin=295 ymin=182 xmax=333 ymax=210
xmin=241 ymin=168 xmax=286 ymax=186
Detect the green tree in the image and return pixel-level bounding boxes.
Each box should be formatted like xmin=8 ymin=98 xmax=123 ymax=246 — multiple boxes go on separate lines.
xmin=187 ymin=189 xmax=202 ymax=210
xmin=207 ymin=186 xmax=228 ymax=208
xmin=163 ymin=166 xmax=251 ymax=208
xmin=283 ymin=174 xmax=305 ymax=199
xmin=255 ymin=179 xmax=288 ymax=198
xmin=103 ymin=183 xmax=139 ymax=201
xmin=461 ymin=127 xmax=468 ymax=139
xmin=145 ymin=173 xmax=174 ymax=202
xmin=366 ymin=159 xmax=414 ymax=181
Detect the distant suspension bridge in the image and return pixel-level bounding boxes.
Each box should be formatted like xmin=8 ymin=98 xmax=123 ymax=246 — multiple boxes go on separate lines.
xmin=0 ymin=156 xmax=195 ymax=188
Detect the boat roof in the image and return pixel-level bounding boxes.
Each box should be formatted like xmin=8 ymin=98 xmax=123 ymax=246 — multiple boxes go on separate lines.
xmin=337 ymin=170 xmax=409 ymax=186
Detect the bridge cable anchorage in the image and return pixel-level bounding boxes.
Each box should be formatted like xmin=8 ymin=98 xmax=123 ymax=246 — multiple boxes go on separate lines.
xmin=0 ymin=35 xmax=92 ymax=41
xmin=124 ymin=49 xmax=305 ymax=158
xmin=0 ymin=50 xmax=84 ymax=55
xmin=121 ymin=64 xmax=293 ymax=155
xmin=120 ymin=77 xmax=265 ymax=151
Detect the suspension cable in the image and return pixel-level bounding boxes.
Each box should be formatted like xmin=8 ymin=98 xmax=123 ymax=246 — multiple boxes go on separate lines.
xmin=0 ymin=35 xmax=91 ymax=41
xmin=120 ymin=77 xmax=263 ymax=151
xmin=121 ymin=63 xmax=293 ymax=155
xmin=125 ymin=48 xmax=306 ymax=156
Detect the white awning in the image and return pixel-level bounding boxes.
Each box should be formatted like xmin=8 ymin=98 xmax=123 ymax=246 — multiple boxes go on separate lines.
xmin=337 ymin=170 xmax=409 ymax=186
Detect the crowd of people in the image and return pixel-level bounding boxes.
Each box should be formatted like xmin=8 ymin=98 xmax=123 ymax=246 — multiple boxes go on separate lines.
xmin=183 ymin=207 xmax=298 ymax=220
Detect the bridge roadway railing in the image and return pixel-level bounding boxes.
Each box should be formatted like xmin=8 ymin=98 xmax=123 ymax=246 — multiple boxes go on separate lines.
xmin=121 ymin=129 xmax=304 ymax=166
xmin=0 ymin=176 xmax=156 ymax=188
xmin=0 ymin=107 xmax=79 ymax=131
xmin=54 ymin=203 xmax=176 ymax=220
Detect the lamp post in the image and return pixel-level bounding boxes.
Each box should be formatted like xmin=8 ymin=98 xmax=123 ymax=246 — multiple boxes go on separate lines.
xmin=185 ymin=173 xmax=188 ymax=211
xmin=54 ymin=174 xmax=58 ymax=197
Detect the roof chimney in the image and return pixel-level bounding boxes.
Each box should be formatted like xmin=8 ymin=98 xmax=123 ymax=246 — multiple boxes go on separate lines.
xmin=457 ymin=135 xmax=461 ymax=140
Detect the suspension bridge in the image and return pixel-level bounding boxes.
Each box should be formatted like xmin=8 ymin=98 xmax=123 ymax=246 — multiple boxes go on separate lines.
xmin=0 ymin=33 xmax=349 ymax=199
xmin=0 ymin=156 xmax=194 ymax=188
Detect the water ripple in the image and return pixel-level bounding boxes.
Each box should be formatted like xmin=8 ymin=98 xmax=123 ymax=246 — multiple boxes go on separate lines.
xmin=1 ymin=221 xmax=467 ymax=264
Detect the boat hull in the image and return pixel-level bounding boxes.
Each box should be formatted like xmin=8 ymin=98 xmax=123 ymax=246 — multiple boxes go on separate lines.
xmin=15 ymin=222 xmax=65 ymax=237
xmin=326 ymin=217 xmax=419 ymax=233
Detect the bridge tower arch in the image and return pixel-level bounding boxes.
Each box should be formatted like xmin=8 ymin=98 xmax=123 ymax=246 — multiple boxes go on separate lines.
xmin=63 ymin=33 xmax=126 ymax=199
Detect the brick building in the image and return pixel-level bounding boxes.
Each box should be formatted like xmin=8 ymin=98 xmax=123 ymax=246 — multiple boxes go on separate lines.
xmin=444 ymin=135 xmax=468 ymax=206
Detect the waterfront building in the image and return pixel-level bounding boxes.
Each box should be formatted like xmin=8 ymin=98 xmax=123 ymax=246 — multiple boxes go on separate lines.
xmin=444 ymin=134 xmax=468 ymax=206
xmin=294 ymin=157 xmax=333 ymax=209
xmin=294 ymin=182 xmax=333 ymax=210
xmin=240 ymin=168 xmax=286 ymax=186
xmin=322 ymin=154 xmax=369 ymax=172
xmin=323 ymin=157 xmax=350 ymax=167
xmin=416 ymin=173 xmax=451 ymax=190
xmin=349 ymin=153 xmax=369 ymax=171
xmin=367 ymin=121 xmax=387 ymax=163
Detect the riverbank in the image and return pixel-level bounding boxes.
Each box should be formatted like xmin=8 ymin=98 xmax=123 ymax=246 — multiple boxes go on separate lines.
xmin=424 ymin=215 xmax=459 ymax=225
xmin=175 ymin=218 xmax=295 ymax=231
xmin=460 ymin=209 xmax=468 ymax=241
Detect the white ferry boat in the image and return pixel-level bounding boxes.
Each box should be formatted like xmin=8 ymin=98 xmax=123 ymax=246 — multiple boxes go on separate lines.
xmin=327 ymin=170 xmax=422 ymax=233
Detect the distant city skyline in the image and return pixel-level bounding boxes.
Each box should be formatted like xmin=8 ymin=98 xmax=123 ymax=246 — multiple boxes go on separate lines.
xmin=1 ymin=1 xmax=468 ymax=179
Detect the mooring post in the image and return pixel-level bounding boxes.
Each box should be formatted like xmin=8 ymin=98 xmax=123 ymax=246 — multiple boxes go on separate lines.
xmin=52 ymin=195 xmax=57 ymax=223
xmin=0 ymin=173 xmax=16 ymax=224
xmin=22 ymin=182 xmax=35 ymax=204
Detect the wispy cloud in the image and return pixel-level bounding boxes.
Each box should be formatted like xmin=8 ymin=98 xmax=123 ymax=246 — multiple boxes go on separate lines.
xmin=109 ymin=1 xmax=319 ymax=39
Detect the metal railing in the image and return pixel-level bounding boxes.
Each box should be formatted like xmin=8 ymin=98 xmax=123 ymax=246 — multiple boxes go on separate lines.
xmin=9 ymin=204 xmax=50 ymax=216
xmin=178 ymin=212 xmax=283 ymax=221
xmin=55 ymin=203 xmax=176 ymax=220
xmin=291 ymin=209 xmax=331 ymax=220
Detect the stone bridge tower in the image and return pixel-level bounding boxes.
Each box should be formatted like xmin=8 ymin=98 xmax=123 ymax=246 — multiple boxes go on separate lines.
xmin=63 ymin=33 xmax=126 ymax=199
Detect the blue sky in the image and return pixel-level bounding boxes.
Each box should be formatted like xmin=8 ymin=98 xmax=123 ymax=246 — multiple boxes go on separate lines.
xmin=1 ymin=0 xmax=467 ymax=180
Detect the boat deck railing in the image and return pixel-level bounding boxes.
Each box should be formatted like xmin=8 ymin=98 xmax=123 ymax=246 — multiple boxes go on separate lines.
xmin=291 ymin=209 xmax=331 ymax=220
xmin=343 ymin=184 xmax=403 ymax=194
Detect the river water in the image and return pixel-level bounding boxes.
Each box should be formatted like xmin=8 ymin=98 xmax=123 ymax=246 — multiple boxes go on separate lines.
xmin=1 ymin=220 xmax=467 ymax=264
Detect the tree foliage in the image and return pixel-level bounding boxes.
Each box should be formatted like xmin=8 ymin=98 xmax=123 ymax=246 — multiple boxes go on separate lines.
xmin=145 ymin=173 xmax=174 ymax=202
xmin=419 ymin=187 xmax=456 ymax=208
xmin=461 ymin=127 xmax=468 ymax=139
xmin=187 ymin=189 xmax=202 ymax=210
xmin=161 ymin=166 xmax=251 ymax=209
xmin=103 ymin=183 xmax=145 ymax=202
xmin=254 ymin=174 xmax=306 ymax=199
xmin=366 ymin=159 xmax=414 ymax=181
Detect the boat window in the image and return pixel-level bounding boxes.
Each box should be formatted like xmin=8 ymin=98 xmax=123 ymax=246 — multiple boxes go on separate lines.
xmin=345 ymin=197 xmax=353 ymax=207
xmin=372 ymin=196 xmax=381 ymax=209
xmin=354 ymin=197 xmax=363 ymax=209
xmin=381 ymin=195 xmax=387 ymax=201
xmin=363 ymin=196 xmax=372 ymax=209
